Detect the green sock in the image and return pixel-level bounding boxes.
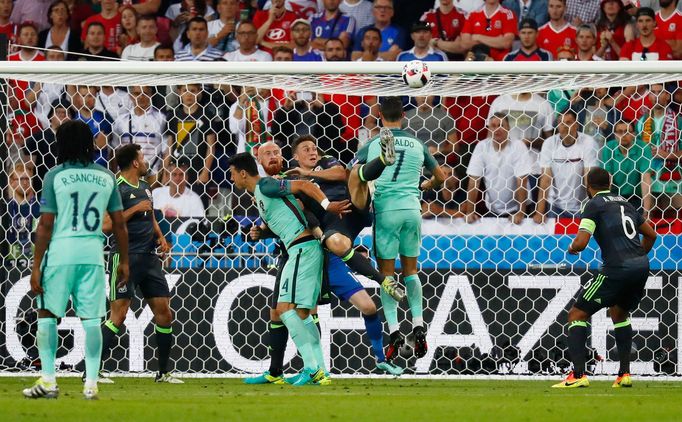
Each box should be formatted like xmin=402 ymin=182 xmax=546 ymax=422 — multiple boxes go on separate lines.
xmin=280 ymin=310 xmax=317 ymax=372
xmin=37 ymin=318 xmax=58 ymax=381
xmin=304 ymin=315 xmax=325 ymax=372
xmin=82 ymin=318 xmax=103 ymax=383
xmin=380 ymin=289 xmax=400 ymax=334
xmin=405 ymin=274 xmax=424 ymax=327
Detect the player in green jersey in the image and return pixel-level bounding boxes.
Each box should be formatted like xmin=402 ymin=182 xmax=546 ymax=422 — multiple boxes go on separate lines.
xmin=348 ymin=97 xmax=446 ymax=361
xmin=23 ymin=120 xmax=130 ymax=400
xmin=229 ymin=152 xmax=349 ymax=386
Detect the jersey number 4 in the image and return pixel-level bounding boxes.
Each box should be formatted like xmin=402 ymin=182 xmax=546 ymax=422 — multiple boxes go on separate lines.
xmin=70 ymin=192 xmax=101 ymax=232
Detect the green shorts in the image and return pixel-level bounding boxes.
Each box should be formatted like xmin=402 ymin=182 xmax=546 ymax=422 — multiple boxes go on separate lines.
xmin=37 ymin=264 xmax=106 ymax=319
xmin=373 ymin=209 xmax=422 ymax=260
xmin=277 ymin=236 xmax=323 ymax=310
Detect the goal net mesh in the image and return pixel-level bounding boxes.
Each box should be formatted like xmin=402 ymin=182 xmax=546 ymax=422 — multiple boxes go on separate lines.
xmin=1 ymin=62 xmax=680 ymax=378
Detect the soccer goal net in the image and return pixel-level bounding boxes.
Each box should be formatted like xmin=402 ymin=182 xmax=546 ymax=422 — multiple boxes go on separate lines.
xmin=1 ymin=61 xmax=681 ymax=378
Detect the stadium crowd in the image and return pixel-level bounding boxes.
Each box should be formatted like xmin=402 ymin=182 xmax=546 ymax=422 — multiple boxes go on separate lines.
xmin=2 ymin=0 xmax=682 ymax=257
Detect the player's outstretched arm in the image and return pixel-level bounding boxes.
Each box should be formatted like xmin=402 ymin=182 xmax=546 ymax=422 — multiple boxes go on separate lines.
xmin=420 ymin=165 xmax=447 ymax=192
xmin=285 ymin=165 xmax=347 ymax=182
xmin=639 ymin=221 xmax=658 ymax=254
xmin=289 ymin=180 xmax=351 ymax=217
xmin=30 ymin=213 xmax=55 ymax=294
xmin=110 ymin=210 xmax=130 ymax=289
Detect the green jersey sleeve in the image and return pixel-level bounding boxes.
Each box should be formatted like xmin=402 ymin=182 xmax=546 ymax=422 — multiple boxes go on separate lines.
xmin=40 ymin=168 xmax=58 ymax=214
xmin=348 ymin=138 xmax=373 ymax=169
xmin=258 ymin=177 xmax=292 ymax=198
xmin=107 ymin=178 xmax=124 ymax=213
xmin=423 ymin=143 xmax=438 ymax=172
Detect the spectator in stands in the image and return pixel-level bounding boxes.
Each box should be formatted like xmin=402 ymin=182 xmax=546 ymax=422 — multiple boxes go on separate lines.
xmin=504 ymin=18 xmax=553 ymax=60
xmin=23 ymin=100 xmax=71 ymax=192
xmin=78 ymin=22 xmax=119 ymax=60
xmin=446 ymin=0 xmax=485 ymax=13
xmin=537 ymin=0 xmax=577 ymax=57
xmin=565 ymin=0 xmax=601 ymax=25
xmin=461 ymin=0 xmax=518 ymax=61
xmin=273 ymin=44 xmax=294 ymax=60
xmin=272 ymin=91 xmax=344 ymax=159
xmin=10 ymin=0 xmax=52 ymax=31
xmin=116 ymin=5 xmax=139 ymax=56
xmin=26 ymin=47 xmax=66 ymax=128
xmin=167 ymin=83 xmax=218 ymax=184
xmin=80 ymin=0 xmax=121 ymax=53
xmin=423 ymin=0 xmax=467 ymax=60
xmin=208 ymin=0 xmax=240 ymax=53
xmin=121 ymin=15 xmax=160 ymax=60
xmin=153 ymin=160 xmax=206 ymax=218
xmin=636 ymin=83 xmax=682 ymax=218
xmin=397 ymin=21 xmax=448 ymax=61
xmin=254 ymin=0 xmax=297 ymax=54
xmin=403 ymin=96 xmax=457 ymax=149
xmin=351 ymin=0 xmax=407 ymax=61
xmin=464 ymin=113 xmax=533 ymax=223
xmin=555 ymin=44 xmax=577 ymax=59
xmin=128 ymin=0 xmax=161 ymax=16
xmin=224 ymin=21 xmax=273 ymax=61
xmin=291 ymin=18 xmax=324 ymax=61
xmin=569 ymin=87 xmax=617 ymax=145
xmin=341 ymin=0 xmax=375 ymax=29
xmin=576 ymin=23 xmax=602 ymax=60
xmin=70 ymin=85 xmax=111 ymax=167
xmin=154 ymin=44 xmax=175 ymax=61
xmin=228 ymin=86 xmax=271 ymax=154
xmin=0 ymin=0 xmax=16 ymax=44
xmin=596 ymin=0 xmax=634 ymax=60
xmin=535 ymin=109 xmax=599 ymax=221
xmin=39 ymin=1 xmax=81 ymax=57
xmin=96 ymin=85 xmax=134 ymax=126
xmin=175 ymin=17 xmax=224 ymax=61
xmin=112 ymin=86 xmax=168 ymax=178
xmin=602 ymin=119 xmax=654 ymax=216
xmin=656 ymin=0 xmax=682 ymax=58
xmin=502 ymin=0 xmax=549 ymax=28
xmin=620 ymin=7 xmax=673 ymax=60
xmin=356 ymin=26 xmax=382 ymax=61
xmin=311 ymin=0 xmax=356 ymax=50
xmin=7 ymin=23 xmax=45 ymax=126
xmin=167 ymin=0 xmax=216 ymax=52
xmin=6 ymin=162 xmax=39 ymax=259
xmin=464 ymin=43 xmax=495 ymax=61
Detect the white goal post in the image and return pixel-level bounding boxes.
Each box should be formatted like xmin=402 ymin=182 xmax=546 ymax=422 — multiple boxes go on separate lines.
xmin=1 ymin=60 xmax=681 ymax=379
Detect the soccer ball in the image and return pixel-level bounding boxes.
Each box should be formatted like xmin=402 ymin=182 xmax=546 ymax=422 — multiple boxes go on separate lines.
xmin=402 ymin=60 xmax=431 ymax=89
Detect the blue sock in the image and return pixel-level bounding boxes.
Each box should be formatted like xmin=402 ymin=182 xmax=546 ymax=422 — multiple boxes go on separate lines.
xmin=362 ymin=313 xmax=386 ymax=362
xmin=37 ymin=318 xmax=58 ymax=381
xmin=404 ymin=274 xmax=424 ymax=327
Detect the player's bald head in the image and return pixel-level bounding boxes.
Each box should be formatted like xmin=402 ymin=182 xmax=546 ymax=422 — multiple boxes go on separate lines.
xmin=257 ymin=142 xmax=283 ymax=176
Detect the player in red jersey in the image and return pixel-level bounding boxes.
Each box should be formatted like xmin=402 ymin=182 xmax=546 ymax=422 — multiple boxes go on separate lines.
xmin=620 ymin=7 xmax=673 ymax=61
xmin=461 ymin=0 xmax=517 ymax=61
xmin=537 ymin=0 xmax=576 ymax=57
xmin=655 ymin=0 xmax=682 ymax=58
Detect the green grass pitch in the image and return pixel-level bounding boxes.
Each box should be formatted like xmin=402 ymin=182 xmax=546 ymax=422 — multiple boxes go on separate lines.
xmin=2 ymin=378 xmax=682 ymax=422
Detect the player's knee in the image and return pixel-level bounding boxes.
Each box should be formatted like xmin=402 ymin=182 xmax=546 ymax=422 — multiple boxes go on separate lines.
xmin=270 ymin=308 xmax=281 ymax=322
xmin=360 ymin=301 xmax=377 ymax=316
xmin=155 ymin=308 xmax=173 ymax=326
xmin=295 ymin=308 xmax=310 ymax=319
xmin=326 ymin=233 xmax=351 ymax=254
xmin=38 ymin=309 xmax=57 ymax=319
xmin=609 ymin=306 xmax=628 ymax=323
xmin=567 ymin=306 xmax=589 ymax=323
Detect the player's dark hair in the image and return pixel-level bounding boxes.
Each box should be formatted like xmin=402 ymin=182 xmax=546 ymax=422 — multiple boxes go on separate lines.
xmin=229 ymin=152 xmax=259 ymax=177
xmin=116 ymin=144 xmax=142 ymax=171
xmin=586 ymin=167 xmax=611 ymax=191
xmin=56 ymin=120 xmax=94 ymax=166
xmin=292 ymin=135 xmax=317 ymax=153
xmin=380 ymin=96 xmax=404 ymax=122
